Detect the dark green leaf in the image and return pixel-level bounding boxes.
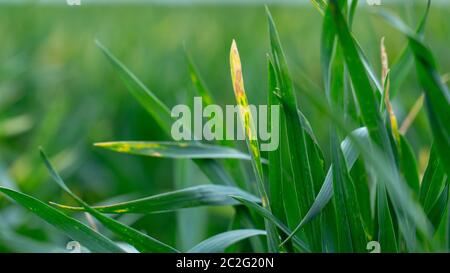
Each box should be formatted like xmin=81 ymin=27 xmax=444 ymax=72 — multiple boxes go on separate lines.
xmin=40 ymin=149 xmax=178 ymax=253
xmin=51 ymin=185 xmax=261 ymax=214
xmin=0 ymin=187 xmax=124 ymax=253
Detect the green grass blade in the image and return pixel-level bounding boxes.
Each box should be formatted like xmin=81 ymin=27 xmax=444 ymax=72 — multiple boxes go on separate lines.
xmin=0 ymin=187 xmax=124 ymax=253
xmin=375 ymin=180 xmax=398 ymax=252
xmin=280 ymin=127 xmax=369 ymax=247
xmin=379 ymin=11 xmax=450 ymax=175
xmin=390 ymin=0 xmax=430 ymax=99
xmin=175 ymin=159 xmax=207 ymax=251
xmin=96 ymin=40 xmax=235 ymax=186
xmin=348 ymin=0 xmax=358 ymax=27
xmin=331 ymin=134 xmax=367 ymax=252
xmin=267 ymin=6 xmax=324 ymax=252
xmin=302 ymin=84 xmax=435 ymax=251
xmin=94 ymin=141 xmax=264 ymax=162
xmin=51 ymin=185 xmax=260 ymax=214
xmin=40 ymin=149 xmax=179 ymax=253
xmin=267 ymin=57 xmax=286 ymax=226
xmin=322 ymin=2 xmax=367 ymax=252
xmin=0 ymin=228 xmax=66 ymax=253
xmin=328 ymin=0 xmax=399 ymax=251
xmin=231 ymin=196 xmax=310 ymax=252
xmin=398 ymin=135 xmax=420 ymax=195
xmin=185 ymin=49 xmax=215 ymax=106
xmin=310 ymin=0 xmax=327 ymax=15
xmin=328 ymin=1 xmax=388 ymax=145
xmin=185 ymin=50 xmax=248 ymax=190
xmin=187 ymin=229 xmax=266 ymax=253
xmin=96 ymin=40 xmax=172 ymax=133
xmin=427 ymin=185 xmax=449 ymax=231
xmin=420 ymin=146 xmax=448 ymax=229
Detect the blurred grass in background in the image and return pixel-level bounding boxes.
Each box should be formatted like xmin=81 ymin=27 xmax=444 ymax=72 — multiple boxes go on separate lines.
xmin=0 ymin=1 xmax=449 ymax=251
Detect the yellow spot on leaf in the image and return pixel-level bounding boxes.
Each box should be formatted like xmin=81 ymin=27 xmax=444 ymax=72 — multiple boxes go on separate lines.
xmin=114 ymin=209 xmax=129 ymax=213
xmin=152 ymin=152 xmax=163 ymax=157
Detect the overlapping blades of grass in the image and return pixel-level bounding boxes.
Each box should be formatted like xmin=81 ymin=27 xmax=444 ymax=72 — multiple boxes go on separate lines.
xmin=40 ymin=149 xmax=179 ymax=253
xmin=300 ymin=71 xmax=434 ymax=252
xmin=389 ymin=0 xmax=430 ymax=99
xmin=231 ymin=196 xmax=310 ymax=252
xmin=96 ymin=40 xmax=235 ymax=186
xmin=94 ymin=141 xmax=261 ymax=161
xmin=379 ymin=11 xmax=450 ymax=175
xmin=420 ymin=147 xmax=448 ymax=230
xmin=267 ymin=58 xmax=285 ymax=229
xmin=328 ymin=0 xmax=399 ymax=252
xmin=378 ymin=10 xmax=449 ymax=245
xmin=266 ymin=6 xmax=324 ymax=252
xmin=280 ymin=127 xmax=369 ymax=247
xmin=185 ymin=50 xmax=248 ymax=190
xmin=398 ymin=135 xmax=420 ymax=195
xmin=51 ymin=184 xmax=260 ymax=214
xmin=187 ymin=229 xmax=266 ymax=253
xmin=310 ymin=0 xmax=327 ymax=15
xmin=321 ymin=2 xmax=367 ymax=252
xmin=0 ymin=187 xmax=124 ymax=253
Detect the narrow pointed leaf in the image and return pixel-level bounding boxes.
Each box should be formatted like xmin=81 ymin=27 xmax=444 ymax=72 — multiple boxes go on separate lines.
xmin=0 ymin=187 xmax=124 ymax=253
xmin=379 ymin=11 xmax=450 ymax=174
xmin=96 ymin=40 xmax=235 ymax=186
xmin=267 ymin=6 xmax=324 ymax=251
xmin=231 ymin=196 xmax=310 ymax=253
xmin=40 ymin=149 xmax=178 ymax=253
xmin=94 ymin=141 xmax=265 ymax=162
xmin=51 ymin=185 xmax=260 ymax=214
xmin=281 ymin=127 xmax=369 ymax=247
xmin=187 ymin=230 xmax=266 ymax=253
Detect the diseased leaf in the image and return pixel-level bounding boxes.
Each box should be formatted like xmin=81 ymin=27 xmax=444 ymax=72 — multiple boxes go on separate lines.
xmin=94 ymin=141 xmax=265 ymax=162
xmin=40 ymin=149 xmax=178 ymax=253
xmin=230 ymin=40 xmax=279 ymax=252
xmin=0 ymin=187 xmax=124 ymax=253
xmin=96 ymin=40 xmax=235 ymax=186
xmin=185 ymin=50 xmax=248 ymax=189
xmin=51 ymin=185 xmax=261 ymax=214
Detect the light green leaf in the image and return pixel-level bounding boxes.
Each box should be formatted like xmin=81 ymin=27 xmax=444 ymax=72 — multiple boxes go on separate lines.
xmin=187 ymin=229 xmax=266 ymax=253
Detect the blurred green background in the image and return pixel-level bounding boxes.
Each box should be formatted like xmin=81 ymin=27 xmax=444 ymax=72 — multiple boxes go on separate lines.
xmin=0 ymin=1 xmax=449 ymax=252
